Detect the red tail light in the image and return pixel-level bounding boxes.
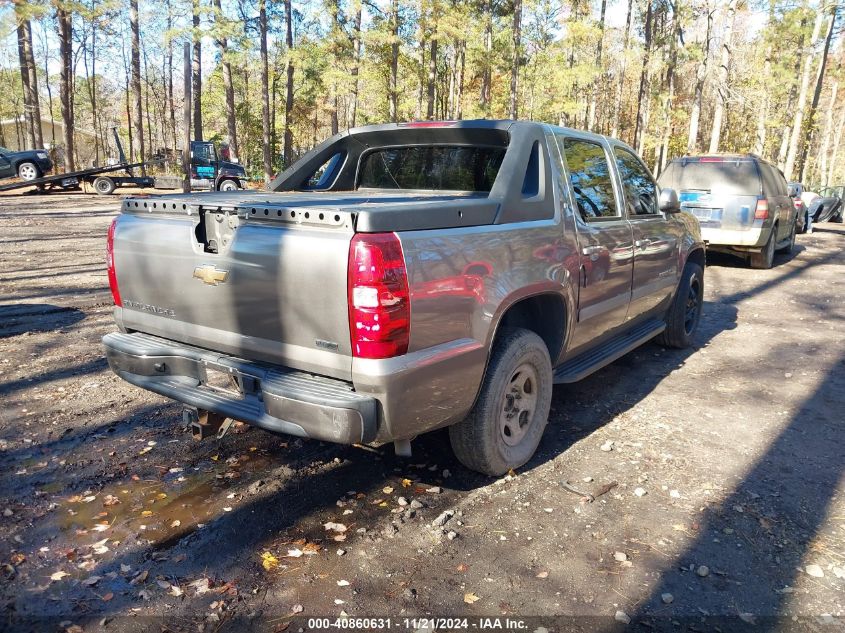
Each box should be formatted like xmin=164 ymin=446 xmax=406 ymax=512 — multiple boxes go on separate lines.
xmin=793 ymin=200 xmax=803 ymax=209
xmin=754 ymin=199 xmax=769 ymax=220
xmin=348 ymin=233 xmax=410 ymax=359
xmin=106 ymin=217 xmax=122 ymax=306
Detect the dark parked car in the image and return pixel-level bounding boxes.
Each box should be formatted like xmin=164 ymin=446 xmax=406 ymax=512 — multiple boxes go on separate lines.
xmin=658 ymin=154 xmax=798 ymax=269
xmin=0 ymin=145 xmax=53 ymax=181
xmin=812 ymin=186 xmax=844 ymax=223
xmin=787 ymin=181 xmax=809 ymax=233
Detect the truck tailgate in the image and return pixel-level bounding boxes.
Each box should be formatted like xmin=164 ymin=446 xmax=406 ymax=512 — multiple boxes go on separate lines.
xmin=113 ymin=195 xmax=355 ymax=381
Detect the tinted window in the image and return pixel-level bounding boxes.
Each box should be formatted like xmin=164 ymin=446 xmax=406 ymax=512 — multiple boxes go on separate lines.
xmin=357 ymin=145 xmax=505 ymax=192
xmin=614 ymin=148 xmax=659 ymax=216
xmin=304 ymin=152 xmax=345 ymax=189
xmin=560 ymin=138 xmax=618 ymax=219
xmin=659 ymin=159 xmax=761 ymax=196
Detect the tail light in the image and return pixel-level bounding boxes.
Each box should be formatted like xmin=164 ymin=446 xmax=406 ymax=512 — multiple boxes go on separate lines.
xmin=754 ymin=199 xmax=769 ymax=220
xmin=793 ymin=200 xmax=803 ymax=209
xmin=106 ymin=217 xmax=122 ymax=306
xmin=348 ymin=233 xmax=410 ymax=359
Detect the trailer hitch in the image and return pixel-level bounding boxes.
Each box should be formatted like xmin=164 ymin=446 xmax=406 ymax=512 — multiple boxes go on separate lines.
xmin=185 ymin=408 xmax=236 ymax=440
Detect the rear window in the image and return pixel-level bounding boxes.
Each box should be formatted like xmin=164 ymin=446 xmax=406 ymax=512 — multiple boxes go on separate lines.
xmin=357 ymin=145 xmax=505 ymax=192
xmin=659 ymin=159 xmax=761 ymax=196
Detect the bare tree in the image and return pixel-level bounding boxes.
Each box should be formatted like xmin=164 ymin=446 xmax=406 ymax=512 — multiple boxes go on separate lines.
xmin=611 ymin=0 xmax=634 ymax=139
xmin=350 ymin=0 xmax=363 ymax=127
xmin=213 ymin=0 xmax=239 ymax=161
xmin=259 ymin=0 xmax=272 ymax=183
xmin=283 ymin=0 xmax=294 ymax=166
xmin=192 ymin=0 xmax=203 ymax=141
xmin=130 ymin=0 xmax=145 ymax=174
xmin=389 ymin=0 xmax=400 ymax=121
xmin=15 ymin=2 xmax=43 ymax=149
xmin=708 ymin=0 xmax=737 ymax=153
xmin=57 ymin=1 xmax=74 ymax=172
xmin=784 ymin=10 xmax=824 ymax=180
xmin=687 ymin=2 xmax=713 ymax=153
xmin=509 ymin=0 xmax=522 ymax=119
xmin=634 ymin=0 xmax=654 ymax=154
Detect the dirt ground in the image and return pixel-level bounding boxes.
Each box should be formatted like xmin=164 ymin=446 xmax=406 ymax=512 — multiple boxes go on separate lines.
xmin=1 ymin=190 xmax=843 ymax=633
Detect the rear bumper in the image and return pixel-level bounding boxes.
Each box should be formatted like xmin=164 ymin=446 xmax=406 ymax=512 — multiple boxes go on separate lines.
xmin=701 ymin=226 xmax=768 ymax=250
xmin=103 ymin=332 xmax=377 ymax=444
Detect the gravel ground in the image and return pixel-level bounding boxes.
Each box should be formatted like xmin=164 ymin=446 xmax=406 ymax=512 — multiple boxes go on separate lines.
xmin=1 ymin=191 xmax=843 ymax=632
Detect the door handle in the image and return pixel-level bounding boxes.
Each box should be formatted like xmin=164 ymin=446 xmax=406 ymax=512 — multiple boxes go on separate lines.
xmin=581 ymin=245 xmax=604 ymax=256
xmin=634 ymin=239 xmax=652 ymax=250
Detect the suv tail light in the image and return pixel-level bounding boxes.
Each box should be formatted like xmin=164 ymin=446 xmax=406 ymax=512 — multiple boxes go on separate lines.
xmin=348 ymin=232 xmax=410 ymax=359
xmin=754 ymin=199 xmax=769 ymax=220
xmin=106 ymin=217 xmax=122 ymax=306
xmin=793 ymin=199 xmax=803 ymax=209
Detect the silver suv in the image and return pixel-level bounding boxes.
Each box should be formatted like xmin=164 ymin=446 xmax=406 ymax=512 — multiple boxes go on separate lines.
xmin=658 ymin=155 xmax=797 ymax=268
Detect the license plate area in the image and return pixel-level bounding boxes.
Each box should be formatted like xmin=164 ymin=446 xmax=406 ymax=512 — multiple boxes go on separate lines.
xmin=201 ymin=363 xmax=243 ymax=398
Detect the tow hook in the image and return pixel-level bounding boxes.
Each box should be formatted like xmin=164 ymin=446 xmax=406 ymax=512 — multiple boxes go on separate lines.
xmin=185 ymin=407 xmax=234 ymax=440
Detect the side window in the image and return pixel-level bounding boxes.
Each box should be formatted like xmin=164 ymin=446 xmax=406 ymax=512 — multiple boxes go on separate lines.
xmin=560 ymin=138 xmax=619 ymax=219
xmin=760 ymin=163 xmax=780 ymax=198
xmin=614 ymin=148 xmax=659 ymax=216
xmin=774 ymin=168 xmax=789 ymax=196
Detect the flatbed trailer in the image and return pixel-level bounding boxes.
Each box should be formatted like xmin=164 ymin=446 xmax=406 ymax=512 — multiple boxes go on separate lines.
xmin=0 ymin=129 xmax=161 ymax=196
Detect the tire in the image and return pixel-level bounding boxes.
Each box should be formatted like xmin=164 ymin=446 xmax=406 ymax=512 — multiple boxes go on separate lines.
xmin=17 ymin=161 xmax=40 ymax=181
xmin=749 ymin=229 xmax=775 ymax=269
xmin=218 ymin=179 xmax=239 ymax=191
xmin=657 ymin=261 xmax=704 ymax=349
xmin=777 ymin=219 xmax=796 ymax=254
xmin=449 ymin=328 xmax=553 ymax=476
xmin=93 ymin=176 xmax=116 ymax=195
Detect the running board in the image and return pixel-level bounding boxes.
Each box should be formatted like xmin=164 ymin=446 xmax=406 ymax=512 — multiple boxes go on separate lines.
xmin=553 ymin=318 xmax=666 ymax=384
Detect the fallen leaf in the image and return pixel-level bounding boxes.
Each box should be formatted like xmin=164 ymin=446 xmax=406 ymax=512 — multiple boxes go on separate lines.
xmin=102 ymin=592 xmax=114 ymax=602
xmin=188 ymin=577 xmax=211 ymax=594
xmin=103 ymin=495 xmax=120 ymax=507
xmin=67 ymin=495 xmax=83 ymax=503
xmin=50 ymin=570 xmax=69 ymax=581
xmin=83 ymin=496 xmax=96 ymax=503
xmin=129 ymin=570 xmax=149 ymax=585
xmin=10 ymin=553 xmax=25 ymax=565
xmin=291 ymin=604 xmax=304 ymax=614
xmin=82 ymin=575 xmax=101 ymax=586
xmin=401 ymin=479 xmax=413 ymax=488
xmin=170 ymin=520 xmax=181 ymax=528
xmin=261 ymin=552 xmax=280 ymax=571
xmin=324 ymin=522 xmax=347 ymax=533
xmin=536 ymin=571 xmax=549 ymax=579
xmin=382 ymin=487 xmax=394 ymax=494
xmin=173 ymin=554 xmax=187 ymax=563
xmin=120 ymin=564 xmax=131 ymax=574
xmin=456 ymin=563 xmax=469 ymax=572
xmin=92 ymin=524 xmax=110 ymax=532
xmin=157 ymin=580 xmax=172 ymax=590
xmin=337 ymin=579 xmax=350 ymax=586
xmin=169 ymin=585 xmax=184 ymax=597
xmin=141 ymin=510 xmax=153 ymax=517
xmin=286 ymin=548 xmax=303 ymax=558
xmin=464 ymin=592 xmax=480 ymax=604
xmin=302 ymin=542 xmax=322 ymax=554
xmin=378 ymin=502 xmax=388 ymax=508
xmin=211 ymin=455 xmax=219 ymax=461
xmin=138 ymin=589 xmax=151 ymax=601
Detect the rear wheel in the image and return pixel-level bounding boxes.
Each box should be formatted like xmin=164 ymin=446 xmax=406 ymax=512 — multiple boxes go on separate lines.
xmin=17 ymin=161 xmax=39 ymax=181
xmin=218 ymin=179 xmax=239 ymax=191
xmin=93 ymin=176 xmax=116 ymax=195
xmin=749 ymin=230 xmax=775 ymax=269
xmin=657 ymin=261 xmax=703 ymax=349
xmin=449 ymin=328 xmax=552 ymax=476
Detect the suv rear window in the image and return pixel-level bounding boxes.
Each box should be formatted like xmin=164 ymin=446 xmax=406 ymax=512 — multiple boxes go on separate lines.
xmin=357 ymin=145 xmax=505 ymax=192
xmin=660 ymin=159 xmax=761 ymax=196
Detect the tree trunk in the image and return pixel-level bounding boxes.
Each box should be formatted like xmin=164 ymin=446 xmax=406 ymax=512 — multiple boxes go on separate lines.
xmin=389 ymin=0 xmax=399 ymax=121
xmin=797 ymin=6 xmax=836 ymax=182
xmin=818 ymin=80 xmax=838 ymax=187
xmin=166 ymin=0 xmax=176 ymax=153
xmin=708 ymin=0 xmax=737 ymax=153
xmin=657 ymin=3 xmax=680 ymax=175
xmin=213 ymin=0 xmax=239 ymax=161
xmin=784 ymin=10 xmax=824 ymax=180
xmin=634 ymin=0 xmax=653 ymax=154
xmin=426 ymin=30 xmax=437 ymax=120
xmin=456 ymin=41 xmax=465 ymax=120
xmin=753 ymin=49 xmax=771 ymax=156
xmin=777 ymin=26 xmax=805 ymax=169
xmin=510 ymin=0 xmax=522 ymax=119
xmin=15 ymin=5 xmax=43 ymax=149
xmin=57 ymin=3 xmax=74 ymax=172
xmin=687 ymin=4 xmax=713 ymax=153
xmin=259 ymin=0 xmax=272 ymax=184
xmin=480 ymin=0 xmax=493 ymax=113
xmin=826 ymin=102 xmax=845 ymax=187
xmin=350 ymin=1 xmax=363 ymax=127
xmin=587 ymin=0 xmax=607 ymax=131
xmin=192 ymin=0 xmax=203 ymax=141
xmin=283 ymin=0 xmax=294 ymax=167
xmin=130 ymin=0 xmax=145 ymax=175
xmin=611 ymin=0 xmax=633 ymax=139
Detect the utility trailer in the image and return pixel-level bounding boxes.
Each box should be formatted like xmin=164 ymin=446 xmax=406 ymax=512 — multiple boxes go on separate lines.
xmin=0 ymin=129 xmax=160 ymax=196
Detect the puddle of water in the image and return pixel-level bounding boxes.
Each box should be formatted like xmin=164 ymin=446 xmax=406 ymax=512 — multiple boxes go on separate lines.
xmin=57 ymin=451 xmax=275 ymax=549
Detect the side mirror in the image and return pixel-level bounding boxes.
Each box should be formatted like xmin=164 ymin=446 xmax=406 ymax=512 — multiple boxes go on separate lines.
xmin=659 ymin=188 xmax=681 ymax=213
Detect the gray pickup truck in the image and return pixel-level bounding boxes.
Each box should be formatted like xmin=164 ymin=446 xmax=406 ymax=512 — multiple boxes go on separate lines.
xmin=103 ymin=120 xmax=705 ymax=475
